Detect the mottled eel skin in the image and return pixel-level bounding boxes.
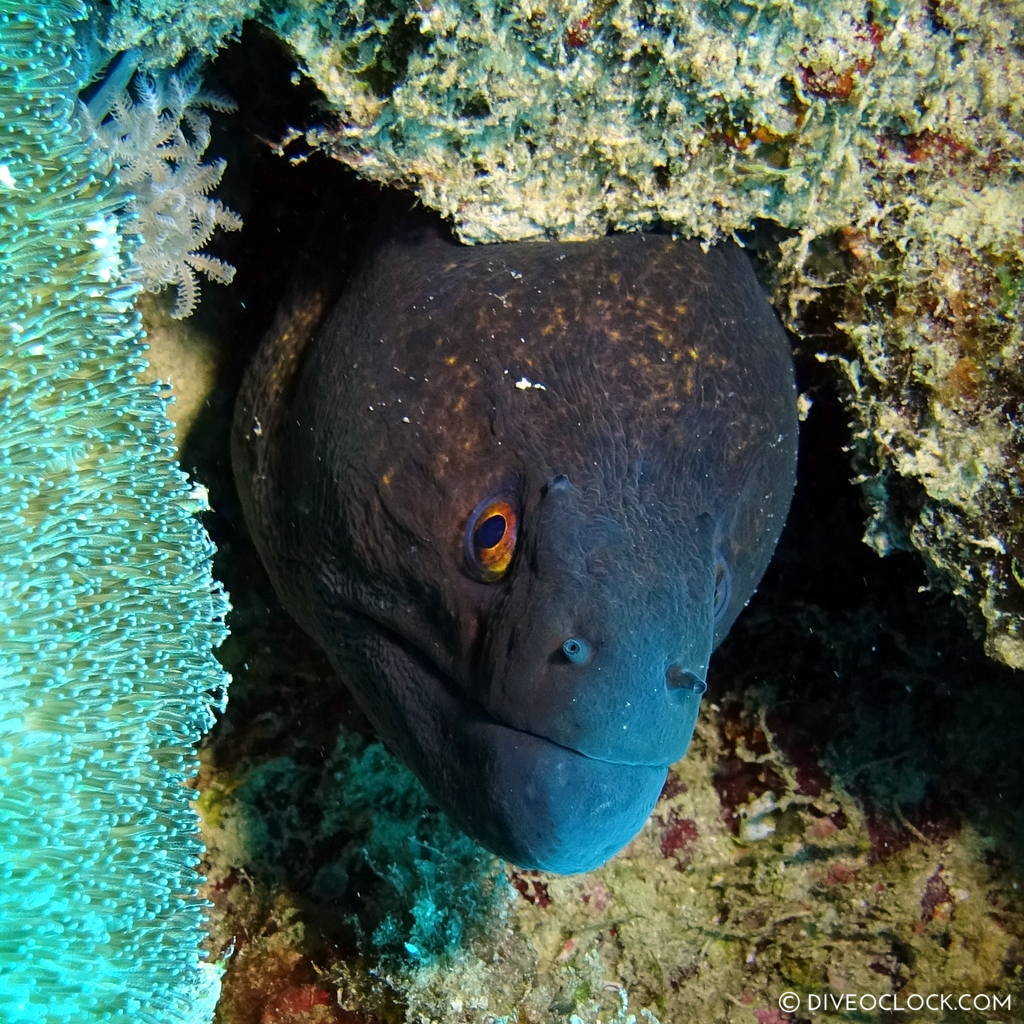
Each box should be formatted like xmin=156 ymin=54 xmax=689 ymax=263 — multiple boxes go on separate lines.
xmin=233 ymin=219 xmax=797 ymax=873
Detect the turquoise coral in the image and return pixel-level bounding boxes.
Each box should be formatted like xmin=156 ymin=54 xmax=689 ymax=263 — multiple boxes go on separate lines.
xmin=205 ymin=732 xmax=511 ymax=967
xmin=0 ymin=1 xmax=229 ymax=1020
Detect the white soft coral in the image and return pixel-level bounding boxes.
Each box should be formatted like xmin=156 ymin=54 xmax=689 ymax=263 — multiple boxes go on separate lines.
xmin=87 ymin=56 xmax=243 ymax=318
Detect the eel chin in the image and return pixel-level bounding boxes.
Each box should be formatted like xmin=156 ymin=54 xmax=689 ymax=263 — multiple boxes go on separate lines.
xmin=341 ymin=614 xmax=669 ymax=874
xmin=443 ymin=717 xmax=669 ymax=873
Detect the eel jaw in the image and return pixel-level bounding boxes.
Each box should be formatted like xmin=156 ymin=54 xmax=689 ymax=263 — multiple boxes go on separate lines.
xmin=444 ymin=716 xmax=669 ymax=873
xmin=335 ymin=613 xmax=669 ymax=874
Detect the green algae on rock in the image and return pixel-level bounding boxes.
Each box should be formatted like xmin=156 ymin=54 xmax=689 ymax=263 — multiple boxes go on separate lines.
xmin=260 ymin=1 xmax=1014 ymax=246
xmin=94 ymin=0 xmax=261 ymax=69
xmin=0 ymin=2 xmax=229 ymax=1019
xmin=826 ymin=171 xmax=1024 ymax=669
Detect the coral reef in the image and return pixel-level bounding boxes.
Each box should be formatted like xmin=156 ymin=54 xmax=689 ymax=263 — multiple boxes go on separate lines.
xmin=61 ymin=14 xmax=1014 ymax=1022
xmin=88 ymin=0 xmax=1023 ymax=668
xmin=0 ymin=1 xmax=230 ymax=1020
xmin=23 ymin=0 xmax=1017 ymax=1018
xmin=260 ymin=1 xmax=1018 ymax=248
xmin=202 ymin=320 xmax=1024 ymax=1022
xmin=96 ymin=0 xmax=260 ymax=69
xmin=263 ymin=0 xmax=1024 ymax=666
xmin=824 ymin=163 xmax=1024 ymax=668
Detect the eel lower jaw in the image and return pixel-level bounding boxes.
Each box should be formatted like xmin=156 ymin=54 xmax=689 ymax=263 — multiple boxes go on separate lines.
xmin=338 ymin=611 xmax=669 ymax=872
xmin=353 ymin=609 xmax=674 ymax=769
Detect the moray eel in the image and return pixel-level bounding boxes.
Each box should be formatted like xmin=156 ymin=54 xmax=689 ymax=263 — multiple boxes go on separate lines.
xmin=233 ymin=219 xmax=797 ymax=874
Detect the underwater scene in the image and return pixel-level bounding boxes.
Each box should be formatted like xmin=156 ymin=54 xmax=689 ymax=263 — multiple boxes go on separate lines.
xmin=1 ymin=2 xmax=1023 ymax=1023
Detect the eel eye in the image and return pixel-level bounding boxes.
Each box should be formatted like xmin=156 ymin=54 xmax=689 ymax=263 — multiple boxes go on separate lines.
xmin=464 ymin=496 xmax=518 ymax=581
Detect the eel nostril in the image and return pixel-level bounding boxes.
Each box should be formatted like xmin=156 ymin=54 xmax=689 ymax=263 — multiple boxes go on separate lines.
xmin=666 ymin=664 xmax=707 ymax=695
xmin=561 ymin=636 xmax=592 ymax=665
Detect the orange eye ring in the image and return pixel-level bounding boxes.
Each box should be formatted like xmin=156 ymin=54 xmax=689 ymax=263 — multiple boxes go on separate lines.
xmin=464 ymin=496 xmax=518 ymax=581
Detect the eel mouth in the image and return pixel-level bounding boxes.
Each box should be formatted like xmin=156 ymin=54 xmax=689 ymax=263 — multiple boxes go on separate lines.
xmin=337 ymin=609 xmax=669 ymax=873
xmin=349 ymin=607 xmax=673 ymax=769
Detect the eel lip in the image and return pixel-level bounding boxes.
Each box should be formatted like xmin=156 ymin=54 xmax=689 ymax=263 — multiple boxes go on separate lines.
xmin=352 ymin=606 xmax=674 ymax=768
xmin=339 ymin=611 xmax=669 ymax=872
xmin=451 ymin=716 xmax=668 ymax=873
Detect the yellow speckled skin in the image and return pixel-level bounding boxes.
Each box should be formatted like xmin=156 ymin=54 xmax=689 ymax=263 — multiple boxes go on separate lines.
xmin=233 ymin=219 xmax=797 ymax=872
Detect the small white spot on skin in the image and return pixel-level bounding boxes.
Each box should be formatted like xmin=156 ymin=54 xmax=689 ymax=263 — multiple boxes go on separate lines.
xmin=514 ymin=376 xmax=547 ymax=391
xmin=0 ymin=164 xmax=15 ymax=188
xmin=252 ymin=417 xmax=263 ymax=437
xmin=401 ymin=416 xmax=410 ymax=424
